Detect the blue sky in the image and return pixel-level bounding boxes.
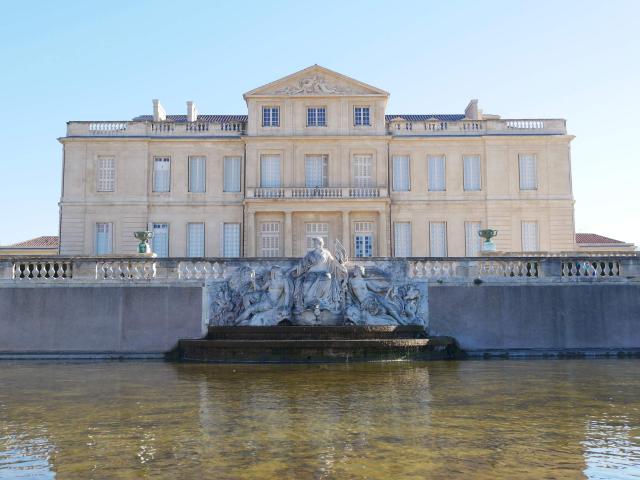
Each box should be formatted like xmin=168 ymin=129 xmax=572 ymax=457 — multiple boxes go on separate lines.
xmin=0 ymin=0 xmax=638 ymax=247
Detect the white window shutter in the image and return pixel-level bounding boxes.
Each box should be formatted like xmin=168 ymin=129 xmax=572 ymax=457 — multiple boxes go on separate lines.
xmin=463 ymin=155 xmax=481 ymax=191
xmin=189 ymin=156 xmax=206 ymax=193
xmin=428 ymin=155 xmax=446 ymax=191
xmin=394 ymin=222 xmax=411 ymax=257
xmin=260 ymin=155 xmax=281 ymax=187
xmin=519 ymin=155 xmax=537 ymax=190
xmin=187 ymin=223 xmax=205 ymax=257
xmin=429 ymin=222 xmax=447 ymax=257
xmin=393 ymin=156 xmax=410 ymax=191
xmin=224 ymin=157 xmax=241 ymax=192
xmin=521 ymin=222 xmax=539 ymax=251
xmin=465 ymin=222 xmax=482 ymax=256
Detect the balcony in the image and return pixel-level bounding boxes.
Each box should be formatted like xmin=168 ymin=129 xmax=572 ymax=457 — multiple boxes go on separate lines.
xmin=246 ymin=186 xmax=388 ymax=199
xmin=387 ymin=118 xmax=567 ymax=136
xmin=66 ymin=121 xmax=246 ymax=137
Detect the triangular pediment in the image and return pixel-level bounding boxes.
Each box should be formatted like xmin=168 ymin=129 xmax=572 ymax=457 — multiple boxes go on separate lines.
xmin=244 ymin=65 xmax=389 ymax=98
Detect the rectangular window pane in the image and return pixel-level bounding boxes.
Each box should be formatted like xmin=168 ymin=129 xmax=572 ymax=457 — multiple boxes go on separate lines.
xmin=97 ymin=156 xmax=115 ymax=192
xmin=354 ymin=107 xmax=370 ymax=126
xmin=519 ymin=154 xmax=538 ymax=190
xmin=317 ymin=107 xmax=326 ymax=126
xmin=353 ymin=155 xmax=373 ymax=187
xmin=260 ymin=155 xmax=281 ymax=187
xmin=262 ymin=107 xmax=279 ymax=127
xmin=305 ymin=155 xmax=328 ymax=187
xmin=153 ymin=157 xmax=171 ymax=192
xmin=522 ymin=221 xmax=539 ymax=251
xmin=224 ymin=156 xmax=241 ymax=192
xmin=95 ymin=223 xmax=112 ymax=255
xmin=392 ymin=155 xmax=410 ymax=191
xmin=305 ymin=223 xmax=329 ymax=251
xmin=465 ymin=222 xmax=482 ymax=256
xmin=152 ymin=223 xmax=169 ymax=257
xmin=354 ymin=221 xmax=373 ymax=258
xmin=223 ymin=223 xmax=241 ymax=257
xmin=428 ymin=155 xmax=446 ymax=191
xmin=188 ymin=156 xmax=206 ymax=193
xmin=394 ymin=222 xmax=411 ymax=257
xmin=429 ymin=222 xmax=447 ymax=257
xmin=187 ymin=223 xmax=205 ymax=257
xmin=260 ymin=222 xmax=280 ymax=257
xmin=463 ymin=155 xmax=481 ymax=191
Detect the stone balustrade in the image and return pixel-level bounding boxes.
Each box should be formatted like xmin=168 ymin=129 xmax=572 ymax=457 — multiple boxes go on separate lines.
xmin=247 ymin=186 xmax=387 ymax=199
xmin=67 ymin=121 xmax=246 ymax=137
xmin=1 ymin=254 xmax=637 ymax=284
xmin=388 ymin=118 xmax=566 ymax=136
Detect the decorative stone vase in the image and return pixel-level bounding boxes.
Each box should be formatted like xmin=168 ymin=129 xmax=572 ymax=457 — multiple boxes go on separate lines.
xmin=478 ymin=229 xmax=498 ymax=252
xmin=134 ymin=231 xmax=153 ymax=255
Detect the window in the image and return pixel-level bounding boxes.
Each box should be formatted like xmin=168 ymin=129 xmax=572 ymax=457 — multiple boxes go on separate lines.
xmin=428 ymin=155 xmax=446 ymax=191
xmin=96 ymin=156 xmax=115 ymax=192
xmin=260 ymin=222 xmax=280 ymax=257
xmin=222 ymin=223 xmax=241 ymax=257
xmin=260 ymin=155 xmax=281 ymax=187
xmin=187 ymin=223 xmax=205 ymax=257
xmin=465 ymin=222 xmax=482 ymax=256
xmin=394 ymin=222 xmax=411 ymax=257
xmin=354 ymin=106 xmax=370 ymax=126
xmin=521 ymin=221 xmax=539 ymax=252
xmin=152 ymin=223 xmax=169 ymax=257
xmin=463 ymin=155 xmax=481 ymax=191
xmin=352 ymin=155 xmax=373 ymax=187
xmin=392 ymin=155 xmax=410 ymax=192
xmin=188 ymin=156 xmax=206 ymax=193
xmin=307 ymin=107 xmax=326 ymax=127
xmin=429 ymin=222 xmax=447 ymax=257
xmin=519 ymin=154 xmax=537 ymax=190
xmin=305 ymin=223 xmax=329 ymax=251
xmin=354 ymin=221 xmax=373 ymax=258
xmin=262 ymin=107 xmax=279 ymax=127
xmin=153 ymin=157 xmax=171 ymax=192
xmin=95 ymin=223 xmax=113 ymax=255
xmin=305 ymin=155 xmax=328 ymax=187
xmin=223 ymin=156 xmax=241 ymax=192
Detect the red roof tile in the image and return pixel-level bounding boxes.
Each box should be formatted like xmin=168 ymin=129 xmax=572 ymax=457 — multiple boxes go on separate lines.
xmin=576 ymin=233 xmax=625 ymax=245
xmin=4 ymin=236 xmax=59 ymax=248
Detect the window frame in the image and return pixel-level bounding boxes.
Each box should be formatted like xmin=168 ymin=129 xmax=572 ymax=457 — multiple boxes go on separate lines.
xmin=429 ymin=221 xmax=448 ymax=257
xmin=152 ymin=156 xmax=171 ymax=193
xmin=260 ymin=221 xmax=281 ymax=257
xmin=151 ymin=222 xmax=170 ymax=257
xmin=223 ymin=156 xmax=242 ymax=193
xmin=96 ymin=156 xmax=115 ymax=193
xmin=262 ymin=106 xmax=280 ymax=127
xmin=427 ymin=154 xmax=446 ymax=192
xmin=463 ymin=154 xmax=482 ymax=191
xmin=260 ymin=154 xmax=282 ymax=188
xmin=519 ymin=154 xmax=538 ymax=191
xmin=188 ymin=156 xmax=206 ymax=193
xmin=186 ymin=222 xmax=205 ymax=257
xmin=95 ymin=222 xmax=113 ymax=255
xmin=306 ymin=107 xmax=327 ymax=127
xmin=393 ymin=222 xmax=412 ymax=257
xmin=392 ymin=155 xmax=411 ymax=192
xmin=353 ymin=106 xmax=371 ymax=126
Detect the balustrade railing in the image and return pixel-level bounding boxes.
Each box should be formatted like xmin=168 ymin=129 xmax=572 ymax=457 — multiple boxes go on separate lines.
xmin=12 ymin=260 xmax=73 ymax=280
xmin=67 ymin=121 xmax=246 ymax=137
xmin=561 ymin=259 xmax=621 ymax=278
xmin=96 ymin=260 xmax=157 ymax=280
xmin=388 ymin=118 xmax=566 ymax=136
xmin=178 ymin=261 xmax=224 ymax=280
xmin=291 ymin=187 xmax=343 ymax=198
xmin=478 ymin=259 xmax=539 ymax=278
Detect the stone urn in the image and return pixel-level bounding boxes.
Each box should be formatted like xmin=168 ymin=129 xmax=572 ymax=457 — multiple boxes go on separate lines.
xmin=134 ymin=231 xmax=154 ymax=255
xmin=478 ymin=229 xmax=498 ymax=252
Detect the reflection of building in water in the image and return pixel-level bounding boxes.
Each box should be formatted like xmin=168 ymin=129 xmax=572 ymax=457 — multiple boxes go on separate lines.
xmin=59 ymin=65 xmax=578 ymax=258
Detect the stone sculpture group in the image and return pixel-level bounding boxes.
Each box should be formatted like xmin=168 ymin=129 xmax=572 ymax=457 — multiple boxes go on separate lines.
xmin=208 ymin=237 xmax=426 ymax=327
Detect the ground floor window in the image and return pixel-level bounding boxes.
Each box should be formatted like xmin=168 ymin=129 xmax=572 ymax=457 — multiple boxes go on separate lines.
xmin=465 ymin=221 xmax=482 ymax=256
xmin=187 ymin=223 xmax=205 ymax=257
xmin=394 ymin=222 xmax=411 ymax=257
xmin=95 ymin=222 xmax=113 ymax=255
xmin=429 ymin=222 xmax=447 ymax=257
xmin=354 ymin=221 xmax=373 ymax=257
xmin=260 ymin=222 xmax=281 ymax=257
xmin=152 ymin=223 xmax=169 ymax=257
xmin=306 ymin=223 xmax=329 ymax=250
xmin=223 ymin=223 xmax=241 ymax=257
xmin=521 ymin=221 xmax=539 ymax=251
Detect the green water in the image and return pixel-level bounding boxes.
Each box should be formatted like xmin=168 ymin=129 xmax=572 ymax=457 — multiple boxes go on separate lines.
xmin=1 ymin=360 xmax=639 ymax=479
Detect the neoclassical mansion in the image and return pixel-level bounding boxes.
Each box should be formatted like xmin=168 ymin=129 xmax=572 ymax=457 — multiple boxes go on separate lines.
xmin=59 ymin=65 xmax=576 ymax=258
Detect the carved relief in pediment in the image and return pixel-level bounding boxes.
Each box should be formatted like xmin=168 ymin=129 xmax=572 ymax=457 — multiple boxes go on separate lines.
xmin=274 ymin=74 xmax=357 ymax=95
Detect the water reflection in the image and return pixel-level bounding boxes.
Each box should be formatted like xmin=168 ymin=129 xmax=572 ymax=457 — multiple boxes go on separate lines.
xmin=0 ymin=360 xmax=638 ymax=479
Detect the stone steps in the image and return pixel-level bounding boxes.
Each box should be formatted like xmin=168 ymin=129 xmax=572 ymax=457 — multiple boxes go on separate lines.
xmin=178 ymin=327 xmax=458 ymax=362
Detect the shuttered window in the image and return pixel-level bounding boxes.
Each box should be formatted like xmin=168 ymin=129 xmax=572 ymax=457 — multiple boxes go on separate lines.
xmin=187 ymin=223 xmax=205 ymax=257
xmin=95 ymin=223 xmax=113 ymax=255
xmin=153 ymin=157 xmax=171 ymax=192
xmin=352 ymin=155 xmax=373 ymax=187
xmin=260 ymin=222 xmax=280 ymax=257
xmin=152 ymin=223 xmax=169 ymax=257
xmin=521 ymin=221 xmax=539 ymax=251
xmin=188 ymin=156 xmax=206 ymax=193
xmin=392 ymin=155 xmax=410 ymax=192
xmin=428 ymin=155 xmax=446 ymax=191
xmin=96 ymin=156 xmax=115 ymax=192
xmin=465 ymin=221 xmax=482 ymax=256
xmin=519 ymin=154 xmax=538 ymax=190
xmin=260 ymin=155 xmax=281 ymax=187
xmin=305 ymin=155 xmax=328 ymax=187
xmin=394 ymin=222 xmax=412 ymax=257
xmin=429 ymin=222 xmax=447 ymax=257
xmin=223 ymin=156 xmax=241 ymax=192
xmin=306 ymin=223 xmax=329 ymax=251
xmin=463 ymin=155 xmax=481 ymax=191
xmin=223 ymin=223 xmax=241 ymax=257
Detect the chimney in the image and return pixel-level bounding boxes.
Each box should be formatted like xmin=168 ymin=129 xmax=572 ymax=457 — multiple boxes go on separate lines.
xmin=152 ymin=99 xmax=166 ymax=122
xmin=187 ymin=101 xmax=198 ymax=122
xmin=464 ymin=99 xmax=479 ymax=120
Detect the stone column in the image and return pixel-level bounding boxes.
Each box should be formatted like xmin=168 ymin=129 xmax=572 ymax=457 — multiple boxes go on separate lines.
xmin=284 ymin=211 xmax=293 ymax=257
xmin=378 ymin=209 xmax=388 ymax=256
xmin=246 ymin=210 xmax=255 ymax=257
xmin=342 ymin=211 xmax=350 ymax=256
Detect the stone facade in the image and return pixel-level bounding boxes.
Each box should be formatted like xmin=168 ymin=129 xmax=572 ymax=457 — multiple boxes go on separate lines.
xmin=59 ymin=65 xmax=576 ymax=258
